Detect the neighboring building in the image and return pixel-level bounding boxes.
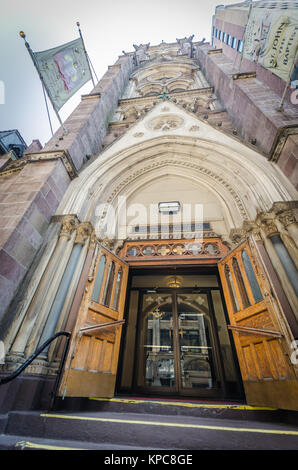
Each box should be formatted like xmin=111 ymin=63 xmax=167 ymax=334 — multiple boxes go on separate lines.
xmin=0 ymin=130 xmax=27 ymax=158
xmin=0 ymin=3 xmax=297 ymax=415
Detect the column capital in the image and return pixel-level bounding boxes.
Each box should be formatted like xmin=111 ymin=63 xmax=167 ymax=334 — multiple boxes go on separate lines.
xmin=75 ymin=222 xmax=94 ymax=245
xmin=59 ymin=215 xmax=79 ymax=240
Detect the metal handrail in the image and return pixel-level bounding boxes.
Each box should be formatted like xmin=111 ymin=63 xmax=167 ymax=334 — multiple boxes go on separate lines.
xmin=228 ymin=325 xmax=282 ymax=338
xmin=0 ymin=331 xmax=71 ymax=386
xmin=79 ymin=320 xmax=125 ymax=335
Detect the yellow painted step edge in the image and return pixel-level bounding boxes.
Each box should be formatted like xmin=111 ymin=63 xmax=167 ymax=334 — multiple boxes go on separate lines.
xmin=40 ymin=414 xmax=298 ymax=436
xmin=89 ymin=397 xmax=277 ymax=411
xmin=15 ymin=440 xmax=85 ymax=451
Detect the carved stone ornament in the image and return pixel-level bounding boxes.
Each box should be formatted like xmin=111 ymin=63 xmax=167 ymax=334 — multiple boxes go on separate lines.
xmin=75 ymin=222 xmax=93 ymax=245
xmin=148 ymin=114 xmax=184 ymax=132
xmin=278 ymin=210 xmax=297 ymax=228
xmin=262 ymin=219 xmax=279 ymax=237
xmin=189 ymin=125 xmax=200 ymax=132
xmin=230 ymin=228 xmax=246 ymax=245
xmin=59 ymin=216 xmax=78 ymax=240
xmin=101 ymin=237 xmax=116 ymax=251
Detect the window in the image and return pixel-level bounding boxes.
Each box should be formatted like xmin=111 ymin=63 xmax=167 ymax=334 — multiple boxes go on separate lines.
xmin=227 ymin=34 xmax=231 ymax=46
xmin=215 ymin=28 xmax=218 ymax=38
xmin=222 ymin=32 xmax=226 ymax=43
xmin=231 ymin=37 xmax=237 ymax=49
xmin=218 ymin=30 xmax=222 ymax=40
xmin=241 ymin=250 xmax=263 ymax=304
xmin=237 ymin=40 xmax=243 ymax=53
xmin=91 ymin=255 xmax=106 ymax=302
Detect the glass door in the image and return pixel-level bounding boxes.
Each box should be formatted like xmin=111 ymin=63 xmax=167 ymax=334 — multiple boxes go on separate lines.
xmin=135 ymin=289 xmax=224 ymax=396
xmin=136 ymin=292 xmax=177 ymax=392
xmin=175 ymin=293 xmax=221 ymax=392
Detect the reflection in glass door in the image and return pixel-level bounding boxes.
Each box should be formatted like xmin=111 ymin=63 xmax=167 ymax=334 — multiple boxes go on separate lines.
xmin=137 ymin=293 xmax=176 ymax=390
xmin=176 ymin=294 xmax=220 ymax=391
xmin=136 ymin=290 xmax=223 ymax=395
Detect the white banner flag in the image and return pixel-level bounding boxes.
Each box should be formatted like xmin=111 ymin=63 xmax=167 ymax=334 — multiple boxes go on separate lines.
xmin=243 ymin=6 xmax=298 ymax=81
xmin=34 ymin=37 xmax=92 ymax=111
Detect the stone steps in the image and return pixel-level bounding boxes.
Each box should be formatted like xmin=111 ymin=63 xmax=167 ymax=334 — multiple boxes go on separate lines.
xmin=1 ymin=407 xmax=298 ymax=450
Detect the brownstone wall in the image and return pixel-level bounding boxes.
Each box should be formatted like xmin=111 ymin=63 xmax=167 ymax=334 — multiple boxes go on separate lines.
xmin=195 ymin=44 xmax=298 ymax=190
xmin=0 ymin=160 xmax=70 ymax=322
xmin=212 ymin=16 xmax=292 ymax=102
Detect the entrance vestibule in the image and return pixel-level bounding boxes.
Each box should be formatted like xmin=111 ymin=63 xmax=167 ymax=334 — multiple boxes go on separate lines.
xmin=119 ymin=269 xmax=243 ymax=399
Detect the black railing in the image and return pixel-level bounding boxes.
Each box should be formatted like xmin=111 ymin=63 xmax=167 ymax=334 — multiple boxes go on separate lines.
xmin=0 ymin=331 xmax=71 ymax=386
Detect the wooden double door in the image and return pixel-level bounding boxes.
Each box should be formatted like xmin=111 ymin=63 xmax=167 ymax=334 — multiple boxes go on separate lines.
xmin=58 ymin=238 xmax=298 ymax=410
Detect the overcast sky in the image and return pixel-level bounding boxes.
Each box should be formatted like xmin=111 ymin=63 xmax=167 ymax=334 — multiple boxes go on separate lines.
xmin=0 ymin=0 xmax=238 ymax=147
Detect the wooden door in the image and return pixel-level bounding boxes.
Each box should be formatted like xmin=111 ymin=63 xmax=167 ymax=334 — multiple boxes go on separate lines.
xmin=58 ymin=244 xmax=129 ymax=398
xmin=218 ymin=237 xmax=298 ymax=410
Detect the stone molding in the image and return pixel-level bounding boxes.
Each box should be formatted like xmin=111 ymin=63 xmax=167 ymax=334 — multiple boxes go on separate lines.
xmin=229 ymin=201 xmax=298 ymax=243
xmin=0 ymin=149 xmax=78 ymax=180
xmin=232 ymin=72 xmax=257 ymax=80
xmin=269 ymin=125 xmax=298 ymax=163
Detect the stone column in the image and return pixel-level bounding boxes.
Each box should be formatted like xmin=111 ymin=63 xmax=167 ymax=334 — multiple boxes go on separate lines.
xmin=275 ymin=210 xmax=298 ymax=269
xmin=8 ymin=216 xmax=78 ymax=360
xmin=259 ymin=218 xmax=298 ymax=322
xmin=47 ymin=222 xmax=94 ymax=363
xmin=3 ymin=222 xmax=60 ymax=353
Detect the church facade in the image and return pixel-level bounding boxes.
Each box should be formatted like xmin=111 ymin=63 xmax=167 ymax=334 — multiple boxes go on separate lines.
xmin=0 ymin=33 xmax=298 ymax=412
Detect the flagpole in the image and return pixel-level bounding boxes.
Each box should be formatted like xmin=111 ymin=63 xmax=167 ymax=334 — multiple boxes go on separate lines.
xmin=19 ymin=31 xmax=68 ymax=135
xmin=76 ymin=22 xmax=97 ymax=87
xmin=41 ymin=82 xmax=54 ymax=137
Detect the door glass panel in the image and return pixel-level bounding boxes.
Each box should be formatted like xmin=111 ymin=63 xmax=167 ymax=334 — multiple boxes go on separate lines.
xmin=225 ymin=265 xmax=240 ymax=313
xmin=177 ymin=294 xmax=219 ymax=390
xmin=241 ymin=250 xmax=263 ymax=303
xmin=112 ymin=268 xmax=122 ymax=311
xmin=91 ymin=255 xmax=106 ymax=303
xmin=137 ymin=293 xmax=175 ymax=389
xmin=232 ymin=257 xmax=250 ymax=309
xmin=103 ymin=261 xmax=115 ymax=307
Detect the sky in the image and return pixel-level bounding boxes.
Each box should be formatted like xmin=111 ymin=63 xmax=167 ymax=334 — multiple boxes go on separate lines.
xmin=0 ymin=0 xmax=238 ymax=148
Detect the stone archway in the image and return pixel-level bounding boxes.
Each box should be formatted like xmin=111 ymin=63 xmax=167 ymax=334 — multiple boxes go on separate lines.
xmin=56 ymin=134 xmax=296 ymax=243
